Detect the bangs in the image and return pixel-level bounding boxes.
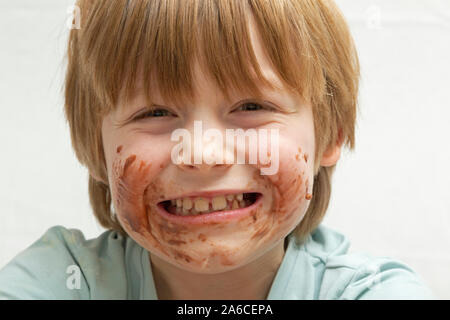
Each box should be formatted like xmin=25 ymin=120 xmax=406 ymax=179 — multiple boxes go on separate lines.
xmin=74 ymin=0 xmax=319 ymax=114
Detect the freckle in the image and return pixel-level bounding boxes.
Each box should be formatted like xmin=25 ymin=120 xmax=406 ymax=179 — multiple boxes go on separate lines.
xmin=198 ymin=233 xmax=207 ymax=242
xmin=298 ymin=147 xmax=302 ymax=154
xmin=295 ymin=154 xmax=300 ymax=161
xmin=304 ymin=154 xmax=308 ymax=163
xmin=123 ymin=154 xmax=136 ymax=175
xmin=305 ymin=193 xmax=312 ymax=200
xmin=159 ymin=163 xmax=164 ymax=169
xmin=116 ymin=145 xmax=123 ymax=153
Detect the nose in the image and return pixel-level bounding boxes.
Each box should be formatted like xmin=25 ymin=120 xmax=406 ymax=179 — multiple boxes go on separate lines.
xmin=176 ymin=140 xmax=233 ymax=172
xmin=173 ymin=123 xmax=234 ymax=173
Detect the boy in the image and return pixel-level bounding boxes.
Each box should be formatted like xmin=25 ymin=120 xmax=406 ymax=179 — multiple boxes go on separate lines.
xmin=0 ymin=0 xmax=434 ymax=299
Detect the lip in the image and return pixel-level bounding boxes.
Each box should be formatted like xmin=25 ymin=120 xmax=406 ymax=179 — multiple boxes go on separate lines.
xmin=154 ymin=191 xmax=263 ymax=225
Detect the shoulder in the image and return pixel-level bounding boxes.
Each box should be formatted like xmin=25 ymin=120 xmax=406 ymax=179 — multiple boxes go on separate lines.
xmin=300 ymin=225 xmax=436 ymax=299
xmin=0 ymin=225 xmax=132 ymax=299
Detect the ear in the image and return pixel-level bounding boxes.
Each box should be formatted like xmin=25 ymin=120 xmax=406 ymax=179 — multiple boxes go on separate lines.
xmin=320 ymin=128 xmax=344 ymax=167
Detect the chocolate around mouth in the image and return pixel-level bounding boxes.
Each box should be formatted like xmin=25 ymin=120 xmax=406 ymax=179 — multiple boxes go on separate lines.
xmin=160 ymin=192 xmax=261 ymax=215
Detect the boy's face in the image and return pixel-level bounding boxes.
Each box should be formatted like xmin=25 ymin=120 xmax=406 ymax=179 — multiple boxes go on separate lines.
xmin=99 ymin=18 xmax=338 ymax=274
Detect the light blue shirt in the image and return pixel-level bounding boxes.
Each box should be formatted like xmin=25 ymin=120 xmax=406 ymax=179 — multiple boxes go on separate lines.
xmin=0 ymin=224 xmax=435 ymax=299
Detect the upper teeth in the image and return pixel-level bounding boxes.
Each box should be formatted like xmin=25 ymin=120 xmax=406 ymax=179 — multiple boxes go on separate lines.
xmin=169 ymin=193 xmax=248 ymax=216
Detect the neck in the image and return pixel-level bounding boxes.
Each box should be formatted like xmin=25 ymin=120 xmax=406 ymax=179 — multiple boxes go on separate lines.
xmin=150 ymin=238 xmax=287 ymax=300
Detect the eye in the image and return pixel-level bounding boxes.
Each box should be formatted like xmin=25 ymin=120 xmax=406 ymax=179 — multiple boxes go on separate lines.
xmin=134 ymin=107 xmax=174 ymax=120
xmin=232 ymin=102 xmax=274 ymax=113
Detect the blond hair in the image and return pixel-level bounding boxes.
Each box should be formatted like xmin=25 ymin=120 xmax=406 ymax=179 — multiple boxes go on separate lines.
xmin=64 ymin=0 xmax=360 ymax=242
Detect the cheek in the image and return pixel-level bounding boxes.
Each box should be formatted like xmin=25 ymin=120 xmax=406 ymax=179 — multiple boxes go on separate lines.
xmin=276 ymin=145 xmax=312 ymax=213
xmin=255 ymin=142 xmax=313 ymax=231
xmin=110 ymin=145 xmax=166 ymax=235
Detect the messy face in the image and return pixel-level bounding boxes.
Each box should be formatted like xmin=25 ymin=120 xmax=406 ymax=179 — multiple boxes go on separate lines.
xmin=101 ymin=22 xmax=316 ymax=275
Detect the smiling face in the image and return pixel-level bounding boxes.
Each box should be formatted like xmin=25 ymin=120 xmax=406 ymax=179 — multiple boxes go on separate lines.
xmin=100 ymin=17 xmax=318 ymax=274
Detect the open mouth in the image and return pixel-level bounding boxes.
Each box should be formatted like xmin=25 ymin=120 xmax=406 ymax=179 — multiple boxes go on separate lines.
xmin=159 ymin=192 xmax=262 ymax=216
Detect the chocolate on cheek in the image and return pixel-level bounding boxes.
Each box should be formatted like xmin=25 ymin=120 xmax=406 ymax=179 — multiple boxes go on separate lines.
xmin=282 ymin=148 xmax=311 ymax=214
xmin=112 ymin=145 xmax=172 ymax=242
xmin=111 ymin=152 xmax=180 ymax=259
xmin=247 ymin=145 xmax=311 ymax=241
xmin=112 ymin=153 xmax=154 ymax=234
xmin=228 ymin=141 xmax=312 ymax=245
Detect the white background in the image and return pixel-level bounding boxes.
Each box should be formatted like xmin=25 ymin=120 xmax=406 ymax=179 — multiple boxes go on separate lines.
xmin=0 ymin=0 xmax=449 ymax=299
